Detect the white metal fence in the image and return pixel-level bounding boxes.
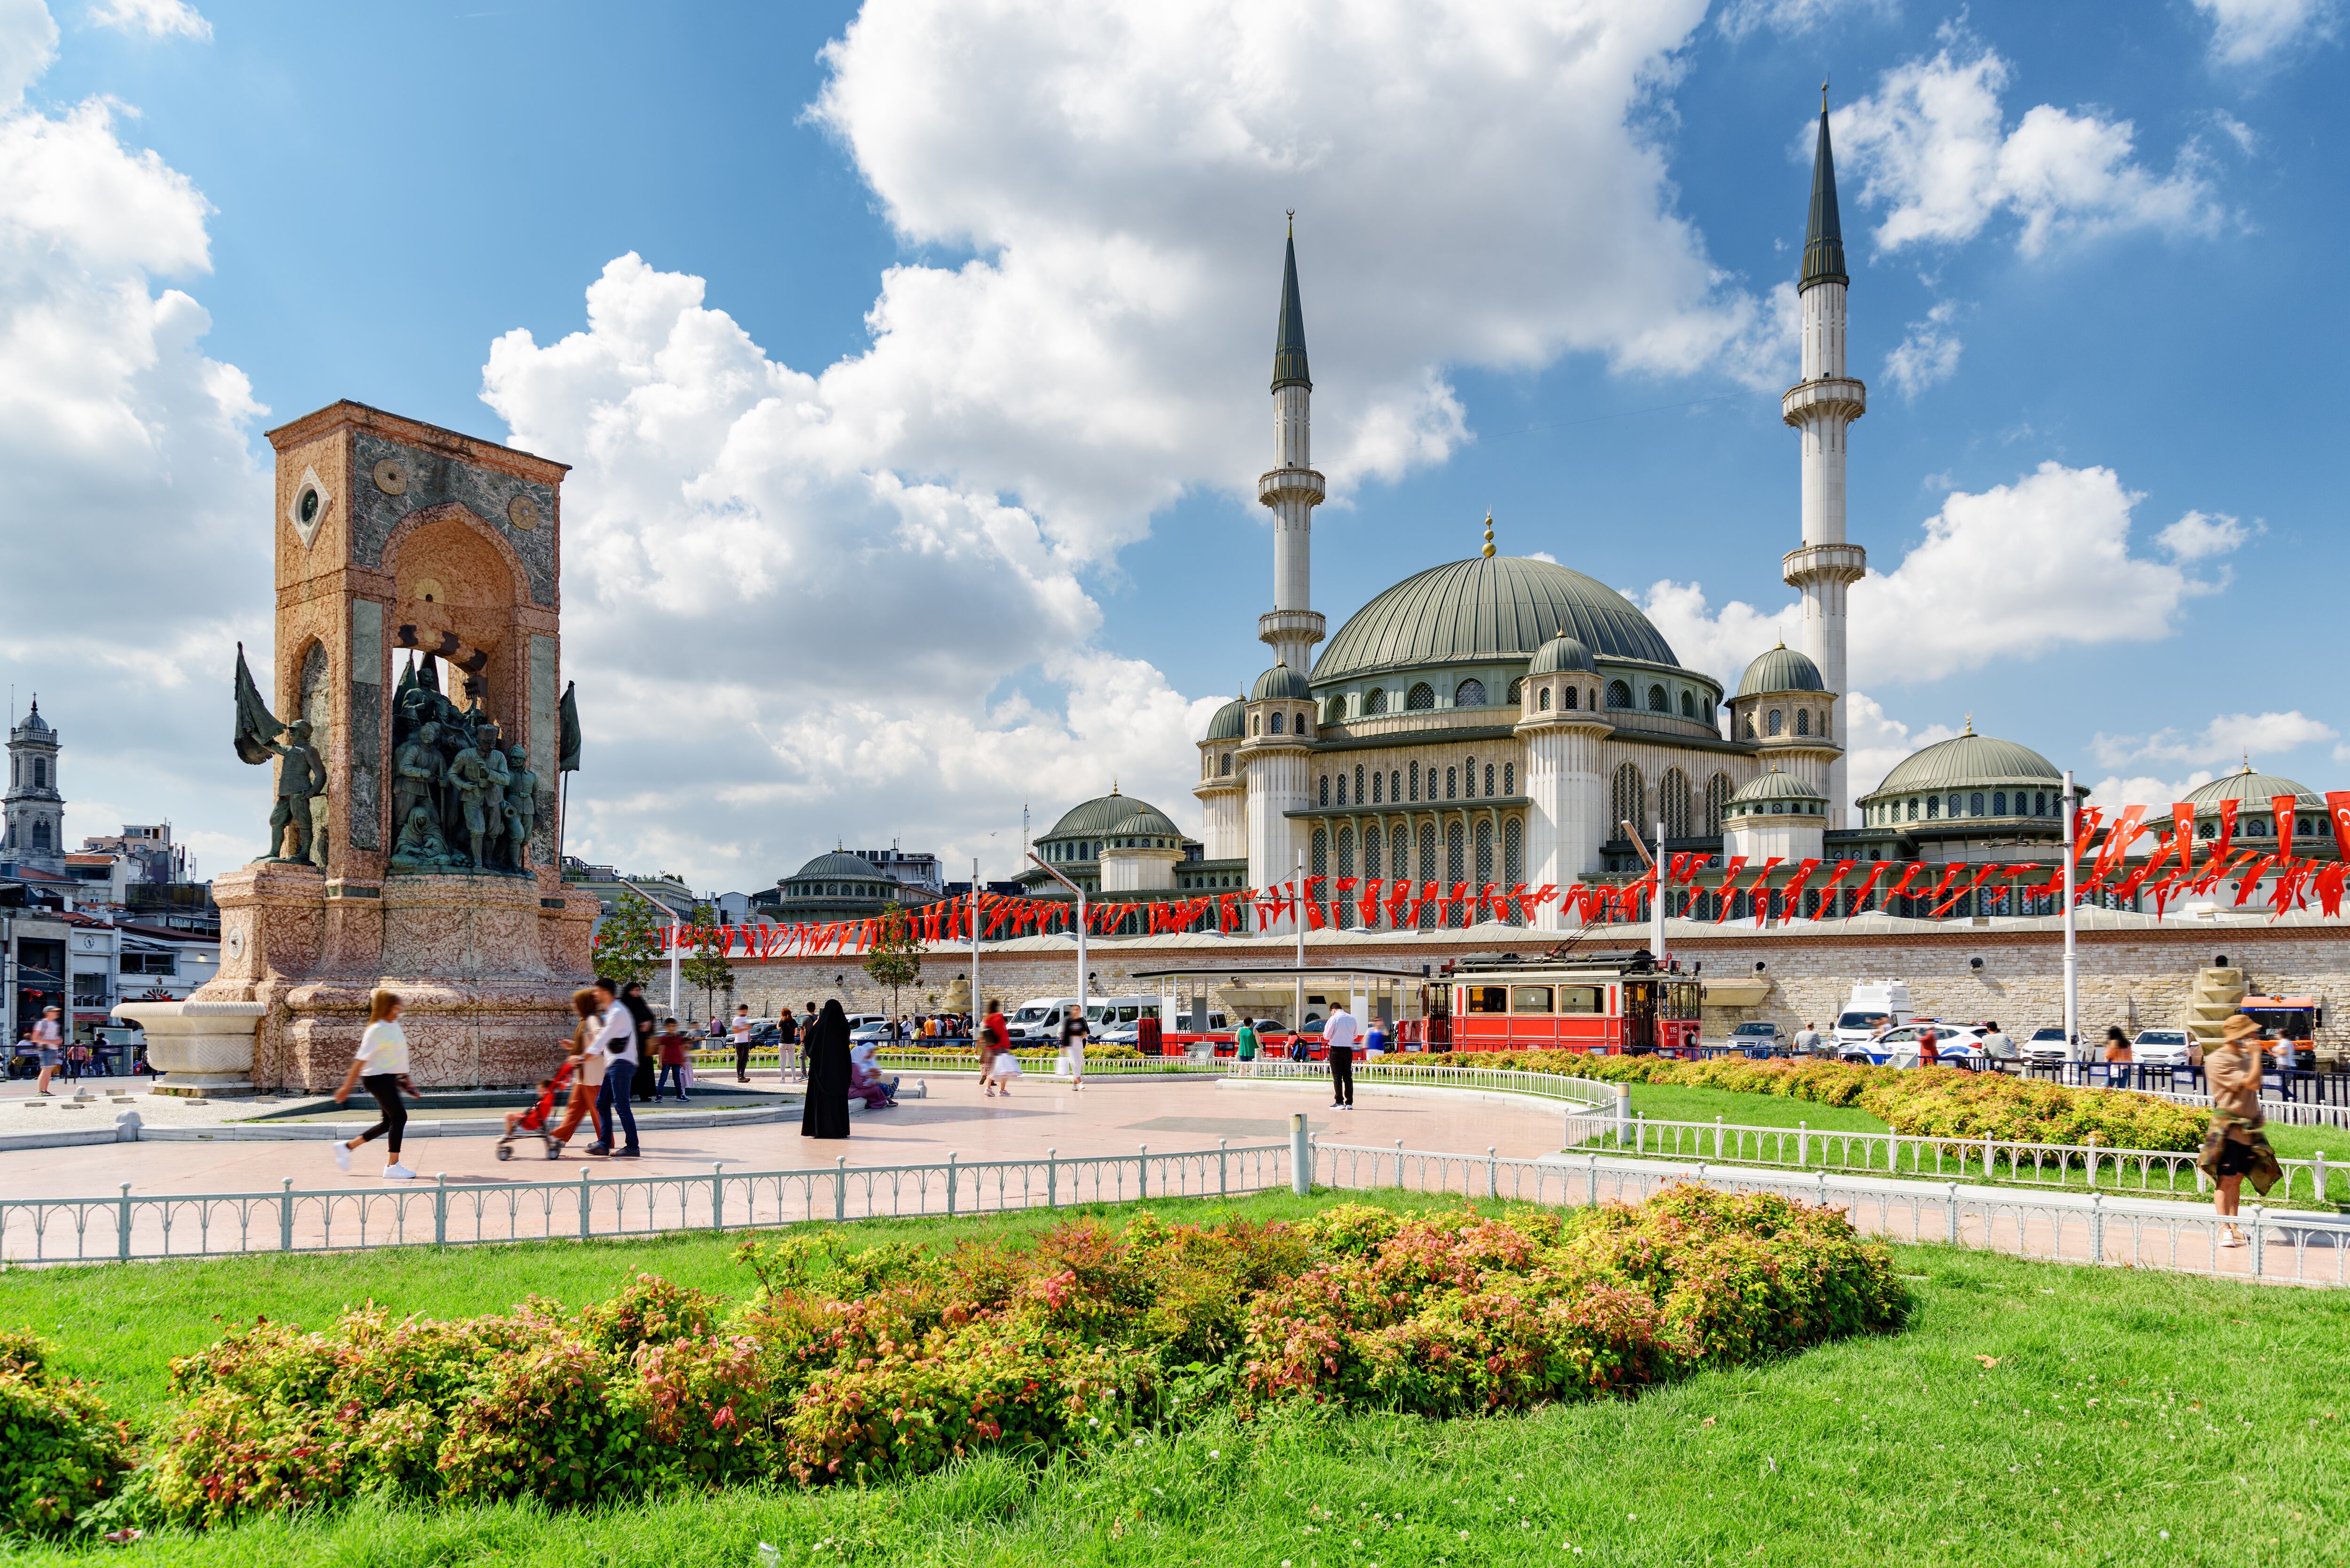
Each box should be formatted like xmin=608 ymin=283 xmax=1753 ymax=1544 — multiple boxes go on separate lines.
xmin=1563 ymin=1109 xmax=2350 ymax=1208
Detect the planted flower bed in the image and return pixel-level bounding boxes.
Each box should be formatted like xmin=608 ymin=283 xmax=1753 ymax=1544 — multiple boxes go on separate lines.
xmin=1480 ymin=1051 xmax=2211 ymax=1151
xmin=9 ymin=1188 xmax=1905 ymax=1538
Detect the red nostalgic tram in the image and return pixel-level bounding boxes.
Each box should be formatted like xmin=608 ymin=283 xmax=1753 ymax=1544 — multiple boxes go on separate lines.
xmin=1445 ymin=948 xmax=1703 ymax=1056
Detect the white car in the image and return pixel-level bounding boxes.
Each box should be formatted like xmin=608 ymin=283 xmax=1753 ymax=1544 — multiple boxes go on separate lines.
xmin=847 ymin=1015 xmax=895 ymax=1044
xmin=2022 ymin=1027 xmax=2075 ymax=1065
xmin=2130 ymin=1029 xmax=2196 ymax=1068
xmin=1871 ymin=1023 xmax=1987 ymax=1068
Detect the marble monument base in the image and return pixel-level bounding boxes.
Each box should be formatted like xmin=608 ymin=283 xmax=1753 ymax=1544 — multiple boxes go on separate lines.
xmin=115 ymin=999 xmax=266 ymax=1096
xmin=186 ymin=860 xmax=595 ymax=1094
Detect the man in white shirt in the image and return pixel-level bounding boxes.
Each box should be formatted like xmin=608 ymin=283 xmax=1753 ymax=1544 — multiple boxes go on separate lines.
xmin=588 ymin=977 xmax=641 ymax=1157
xmin=1791 ymin=1022 xmax=1821 ymax=1056
xmin=1323 ymin=1004 xmax=1362 ymax=1109
xmin=1981 ymin=1020 xmax=2018 ymax=1062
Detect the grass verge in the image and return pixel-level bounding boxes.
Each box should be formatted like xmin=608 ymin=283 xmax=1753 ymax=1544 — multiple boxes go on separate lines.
xmin=1619 ymin=1084 xmax=1889 ymax=1135
xmin=3 ymin=1192 xmax=2346 ymax=1565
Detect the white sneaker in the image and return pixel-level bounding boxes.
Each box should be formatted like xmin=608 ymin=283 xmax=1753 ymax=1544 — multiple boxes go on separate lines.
xmin=333 ymin=1142 xmax=352 ymax=1173
xmin=382 ymin=1163 xmax=416 ymax=1181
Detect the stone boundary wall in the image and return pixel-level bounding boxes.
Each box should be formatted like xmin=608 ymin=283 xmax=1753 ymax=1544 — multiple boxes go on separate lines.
xmin=704 ymin=920 xmax=2350 ymax=1048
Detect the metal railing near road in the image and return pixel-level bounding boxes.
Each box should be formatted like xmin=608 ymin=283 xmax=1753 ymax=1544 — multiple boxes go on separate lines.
xmin=1563 ymin=1109 xmax=2350 ymax=1207
xmin=0 ymin=1142 xmax=1294 ymax=1267
xmin=871 ymin=1052 xmax=1623 ymax=1108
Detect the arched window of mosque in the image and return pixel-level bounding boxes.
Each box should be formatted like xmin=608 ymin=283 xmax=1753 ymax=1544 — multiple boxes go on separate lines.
xmin=1338 ymin=774 xmax=1350 ymax=806
xmin=1455 ymin=679 xmax=1487 ymax=707
xmin=1252 ymin=715 xmax=1261 ymax=736
xmin=1767 ymin=710 xmax=1783 ymax=737
xmin=1365 ymin=687 xmax=1387 ymax=715
xmin=1407 ymin=682 xmax=1434 ymax=711
xmin=1355 ymin=765 xmax=1365 ymax=802
xmin=1463 ymin=757 xmax=1477 ymax=797
xmin=1318 ymin=775 xmax=1329 ymax=806
xmin=1947 ymin=793 xmax=1962 ymax=819
xmin=1269 ymin=712 xmax=1284 ymax=735
xmin=1906 ymin=798 xmax=1919 ymax=821
xmin=1680 ymin=691 xmax=1695 ymax=719
xmin=1325 ymin=697 xmax=1347 ymax=726
xmin=1819 ymin=709 xmax=1831 ymax=739
xmin=1371 ymin=770 xmax=1383 ymax=804
xmin=1704 ymin=773 xmax=1734 ymax=836
xmin=1504 ymin=762 xmax=1514 ymax=794
xmin=1606 ymin=680 xmax=1631 ymax=710
xmin=32 ymin=759 xmax=45 ymax=789
xmin=1481 ymin=763 xmax=1494 ymax=796
xmin=1564 ymin=686 xmax=1579 ymax=710
xmin=1390 ymin=769 xmax=1401 ymax=803
xmin=1446 ymin=767 xmax=1457 ymax=800
xmin=1926 ymin=796 xmax=1940 ymax=819
xmin=1297 ymin=710 xmax=1309 ymax=734
xmin=1795 ymin=709 xmax=1810 ymax=736
xmin=1992 ymin=791 xmax=2006 ymax=816
xmin=1505 ymin=678 xmax=1523 ymax=706
xmin=1219 ymin=753 xmax=1231 ymax=776
xmin=1970 ymin=792 xmax=1985 ymax=817
xmin=1742 ymin=711 xmax=1757 ymax=739
xmin=1537 ymin=686 xmax=1551 ymax=711
xmin=1409 ymin=762 xmax=1420 ymax=801
xmin=2035 ymin=790 xmax=2048 ymax=817
xmin=1647 ymin=684 xmax=1668 ymax=712
xmin=1610 ymin=763 xmax=1645 ymax=841
xmin=1660 ymin=768 xmax=1691 ymax=840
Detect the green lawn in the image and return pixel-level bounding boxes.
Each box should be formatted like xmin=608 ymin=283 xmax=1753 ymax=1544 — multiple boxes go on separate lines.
xmin=6 ymin=1193 xmax=2350 ymax=1566
xmin=1620 ymin=1083 xmax=1891 ymax=1135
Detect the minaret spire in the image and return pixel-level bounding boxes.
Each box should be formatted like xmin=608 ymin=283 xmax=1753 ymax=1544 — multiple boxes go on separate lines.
xmin=1801 ymin=90 xmax=1848 ymax=289
xmin=1258 ymin=218 xmax=1326 ymax=681
xmin=1781 ymin=86 xmax=1865 ymax=830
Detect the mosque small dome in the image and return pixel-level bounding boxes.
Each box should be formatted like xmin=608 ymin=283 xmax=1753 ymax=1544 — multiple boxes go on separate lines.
xmin=2185 ymin=764 xmax=2321 ymax=810
xmin=1736 ymin=642 xmax=1825 ymax=698
xmin=1528 ymin=634 xmax=1596 ymax=676
xmin=1867 ymin=725 xmax=2062 ymax=798
xmin=1312 ymin=555 xmax=1681 ymax=683
xmin=1729 ymin=768 xmax=1826 ymax=805
xmin=1203 ymin=696 xmax=1247 ymax=741
xmin=1251 ymin=662 xmax=1310 ymax=702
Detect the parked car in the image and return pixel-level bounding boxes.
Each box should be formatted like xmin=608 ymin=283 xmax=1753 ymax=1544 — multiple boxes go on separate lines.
xmin=1727 ymin=1021 xmax=1783 ymax=1053
xmin=2023 ymin=1027 xmax=2075 ymax=1065
xmin=2130 ymin=1028 xmax=2196 ymax=1069
xmin=1855 ymin=1023 xmax=1987 ymax=1068
xmin=846 ymin=1014 xmax=894 ymax=1045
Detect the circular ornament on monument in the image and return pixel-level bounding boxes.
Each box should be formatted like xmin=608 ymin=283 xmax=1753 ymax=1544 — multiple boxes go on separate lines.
xmin=372 ymin=458 xmax=407 ymax=495
xmin=507 ymin=495 xmax=540 ymax=531
xmin=224 ymin=925 xmax=245 ymax=961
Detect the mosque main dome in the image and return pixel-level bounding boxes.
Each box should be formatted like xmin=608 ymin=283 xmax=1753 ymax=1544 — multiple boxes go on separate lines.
xmin=1311 ymin=555 xmax=1682 ymax=684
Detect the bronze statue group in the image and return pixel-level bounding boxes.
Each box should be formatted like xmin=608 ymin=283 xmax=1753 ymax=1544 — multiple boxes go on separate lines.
xmin=386 ymin=655 xmax=539 ymax=874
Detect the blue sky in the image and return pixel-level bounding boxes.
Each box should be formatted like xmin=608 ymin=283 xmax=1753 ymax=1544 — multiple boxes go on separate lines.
xmin=4 ymin=0 xmax=2343 ymax=889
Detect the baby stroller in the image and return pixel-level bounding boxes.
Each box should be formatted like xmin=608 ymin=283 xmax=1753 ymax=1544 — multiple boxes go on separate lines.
xmin=496 ymin=1059 xmax=576 ymax=1161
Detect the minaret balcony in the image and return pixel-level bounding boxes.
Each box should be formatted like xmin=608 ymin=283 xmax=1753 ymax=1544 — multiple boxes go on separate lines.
xmin=1779 ymin=377 xmax=1867 ymax=426
xmin=1782 ymin=542 xmax=1868 ymax=587
xmin=1257 ymin=608 xmax=1326 ymax=646
xmin=1257 ymin=467 xmax=1326 ymax=508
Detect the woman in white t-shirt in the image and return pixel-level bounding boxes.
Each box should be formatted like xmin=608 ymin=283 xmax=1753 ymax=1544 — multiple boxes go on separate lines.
xmin=332 ymin=989 xmax=420 ymax=1180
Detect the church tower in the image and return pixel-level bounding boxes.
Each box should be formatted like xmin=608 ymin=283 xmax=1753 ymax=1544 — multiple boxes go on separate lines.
xmin=1258 ymin=222 xmax=1326 ymax=678
xmin=1781 ymin=94 xmax=1866 ymax=827
xmin=4 ymin=699 xmax=65 ymax=871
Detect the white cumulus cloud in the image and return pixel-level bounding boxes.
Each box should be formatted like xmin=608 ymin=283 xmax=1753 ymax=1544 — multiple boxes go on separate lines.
xmin=1883 ymin=297 xmax=1962 ymax=397
xmin=2088 ymin=771 xmax=2223 ymax=810
xmin=2091 ymin=711 xmax=2337 ymax=771
xmin=1833 ymin=31 xmax=2225 ymax=257
xmin=0 ymin=1 xmax=269 ymax=858
xmin=1841 ymin=692 xmax=1960 ymax=804
xmin=2157 ymin=508 xmax=2255 ymax=561
xmin=2192 ymin=0 xmax=2337 ymax=65
xmin=86 ymin=0 xmax=210 ymax=40
xmin=1632 ymin=460 xmax=2242 ymax=692
xmin=1716 ymin=0 xmax=1896 ymax=39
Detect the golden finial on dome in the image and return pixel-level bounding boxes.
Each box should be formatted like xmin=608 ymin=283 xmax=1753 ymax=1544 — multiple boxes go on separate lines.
xmin=1961 ymin=713 xmax=1974 ymax=735
xmin=1481 ymin=510 xmax=1496 ymax=558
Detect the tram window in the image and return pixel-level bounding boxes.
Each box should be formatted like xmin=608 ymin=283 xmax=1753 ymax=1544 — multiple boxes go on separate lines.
xmin=1465 ymin=986 xmax=1509 ymax=1014
xmin=1555 ymin=986 xmax=1602 ymax=1014
xmin=1510 ymin=986 xmax=1553 ymax=1014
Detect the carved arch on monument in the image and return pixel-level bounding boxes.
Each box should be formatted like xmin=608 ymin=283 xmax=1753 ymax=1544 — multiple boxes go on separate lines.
xmin=382 ymin=502 xmax=532 ymax=732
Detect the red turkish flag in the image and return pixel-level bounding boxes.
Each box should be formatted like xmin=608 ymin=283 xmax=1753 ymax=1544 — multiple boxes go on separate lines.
xmin=1358 ymin=878 xmax=1381 ymax=926
xmin=2171 ymin=802 xmax=2198 ymax=880
xmin=2232 ymin=854 xmax=2279 ymax=908
xmin=1879 ymin=862 xmax=1929 ymax=910
xmin=2327 ymin=791 xmax=2350 ymax=863
xmin=2313 ymin=861 xmax=2349 ymax=918
xmin=2273 ymin=795 xmax=2301 ymax=863
xmin=2212 ymin=798 xmax=2239 ymax=867
xmin=2089 ymin=804 xmax=2148 ymax=886
xmin=1304 ymin=878 xmax=1328 ymax=930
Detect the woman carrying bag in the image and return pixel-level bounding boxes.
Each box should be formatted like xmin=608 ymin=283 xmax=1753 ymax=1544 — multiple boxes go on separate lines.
xmin=2200 ymin=1013 xmax=2283 ymax=1248
xmin=1058 ymin=1007 xmax=1089 ymax=1092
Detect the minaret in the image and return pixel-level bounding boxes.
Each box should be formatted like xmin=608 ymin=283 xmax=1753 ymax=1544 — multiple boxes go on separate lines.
xmin=1258 ymin=219 xmax=1326 ymax=677
xmin=1781 ymin=90 xmax=1866 ymax=828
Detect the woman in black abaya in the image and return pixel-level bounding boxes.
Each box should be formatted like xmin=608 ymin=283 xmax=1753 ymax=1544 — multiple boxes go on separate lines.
xmin=800 ymin=999 xmax=853 ymax=1140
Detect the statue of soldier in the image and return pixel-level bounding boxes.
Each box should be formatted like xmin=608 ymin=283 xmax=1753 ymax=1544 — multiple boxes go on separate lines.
xmin=391 ymin=720 xmax=444 ymax=854
xmin=265 ymin=719 xmax=327 ymax=863
xmin=502 ymin=745 xmax=538 ymax=871
xmin=445 ymin=731 xmax=499 ymax=871
xmin=481 ymin=734 xmax=513 ymax=870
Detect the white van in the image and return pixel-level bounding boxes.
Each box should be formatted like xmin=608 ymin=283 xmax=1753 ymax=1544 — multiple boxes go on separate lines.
xmin=1089 ymin=995 xmax=1189 ymax=1045
xmin=1833 ymin=982 xmax=1913 ymax=1051
xmin=1003 ymin=997 xmax=1083 ymax=1043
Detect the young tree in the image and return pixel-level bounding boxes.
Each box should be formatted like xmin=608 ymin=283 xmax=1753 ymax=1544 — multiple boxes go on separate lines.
xmin=592 ymin=889 xmax=664 ymax=990
xmin=863 ymin=901 xmax=924 ymax=1030
xmin=679 ymin=902 xmax=737 ymax=1021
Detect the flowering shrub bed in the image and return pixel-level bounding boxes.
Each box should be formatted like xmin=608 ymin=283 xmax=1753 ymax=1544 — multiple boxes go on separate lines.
xmin=880 ymin=1043 xmax=1145 ymax=1061
xmin=0 ymin=1329 xmax=135 ymax=1540
xmin=1474 ymin=1051 xmax=2210 ymax=1151
xmin=128 ymin=1189 xmax=1901 ymax=1529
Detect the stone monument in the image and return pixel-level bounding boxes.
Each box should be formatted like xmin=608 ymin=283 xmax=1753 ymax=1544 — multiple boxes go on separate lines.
xmin=121 ymin=402 xmax=595 ymax=1092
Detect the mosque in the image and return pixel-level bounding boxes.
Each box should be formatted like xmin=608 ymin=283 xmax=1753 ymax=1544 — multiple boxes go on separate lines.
xmin=1005 ymin=108 xmax=2336 ymax=930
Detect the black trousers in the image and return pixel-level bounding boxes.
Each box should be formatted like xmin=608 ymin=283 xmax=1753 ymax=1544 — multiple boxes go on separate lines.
xmin=355 ymin=1073 xmax=407 ymax=1156
xmin=1329 ymin=1046 xmax=1355 ymax=1106
xmin=735 ymin=1043 xmax=752 ymax=1080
